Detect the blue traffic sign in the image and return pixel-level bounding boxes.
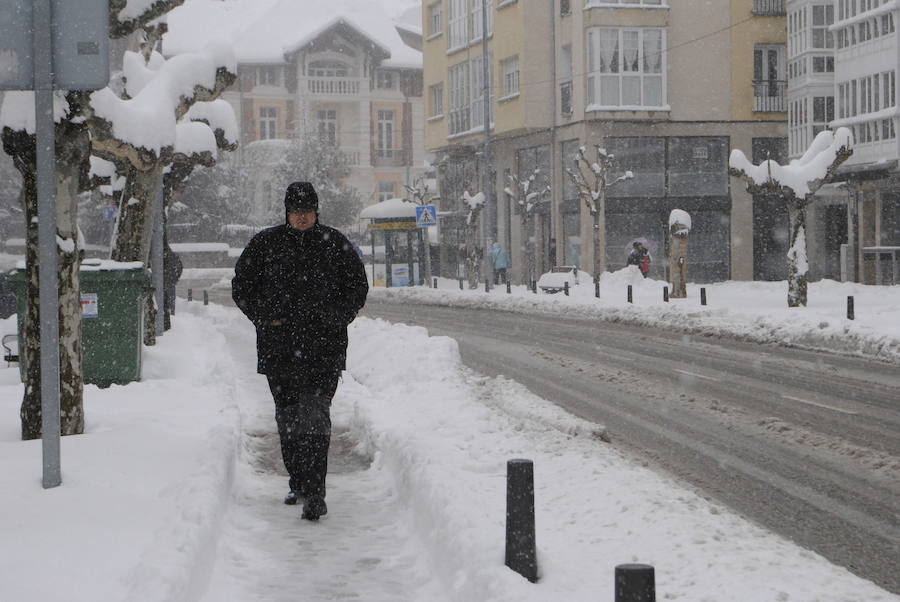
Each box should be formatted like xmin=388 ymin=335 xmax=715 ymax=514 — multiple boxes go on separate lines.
xmin=415 ymin=205 xmax=438 ymax=227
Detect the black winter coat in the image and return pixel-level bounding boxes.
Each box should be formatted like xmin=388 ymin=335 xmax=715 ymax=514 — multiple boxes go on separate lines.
xmin=232 ymin=220 xmax=368 ymax=375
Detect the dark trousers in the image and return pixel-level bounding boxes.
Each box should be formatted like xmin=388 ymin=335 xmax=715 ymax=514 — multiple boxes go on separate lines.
xmin=266 ymin=372 xmax=340 ymax=498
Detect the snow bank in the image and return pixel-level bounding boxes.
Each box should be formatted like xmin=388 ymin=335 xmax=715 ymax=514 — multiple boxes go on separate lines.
xmin=369 ymin=268 xmax=900 ymax=363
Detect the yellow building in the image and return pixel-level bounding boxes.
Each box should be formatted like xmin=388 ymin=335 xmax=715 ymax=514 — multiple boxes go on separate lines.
xmin=424 ymin=0 xmax=788 ymax=283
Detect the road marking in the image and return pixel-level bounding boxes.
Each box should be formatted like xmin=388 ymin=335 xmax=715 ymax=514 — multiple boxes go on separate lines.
xmin=673 ymin=368 xmax=719 ymax=381
xmin=781 ymin=394 xmax=859 ymax=415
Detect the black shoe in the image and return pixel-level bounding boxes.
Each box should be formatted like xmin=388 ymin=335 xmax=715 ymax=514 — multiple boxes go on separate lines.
xmin=284 ymin=491 xmax=301 ymax=506
xmin=301 ymin=495 xmax=327 ymax=521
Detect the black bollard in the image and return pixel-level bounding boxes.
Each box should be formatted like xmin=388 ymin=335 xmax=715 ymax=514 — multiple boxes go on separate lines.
xmin=615 ymin=564 xmax=655 ymax=602
xmin=564 ymin=281 xmax=569 ymax=296
xmin=663 ymin=286 xmax=669 ymax=302
xmin=847 ymin=295 xmax=855 ymax=320
xmin=506 ymin=281 xmax=512 ymax=294
xmin=532 ymin=280 xmax=537 ymax=294
xmin=486 ymin=278 xmax=490 ymax=293
xmin=187 ymin=288 xmax=193 ymax=302
xmin=595 ymin=279 xmax=600 ymax=299
xmin=433 ymin=277 xmax=438 ymax=289
xmin=700 ymin=287 xmax=707 ymax=306
xmin=203 ymin=290 xmax=209 ymax=306
xmin=505 ymin=459 xmax=538 ymax=583
xmin=627 ymin=284 xmax=633 ymax=304
xmin=459 ymin=278 xmax=464 ymax=291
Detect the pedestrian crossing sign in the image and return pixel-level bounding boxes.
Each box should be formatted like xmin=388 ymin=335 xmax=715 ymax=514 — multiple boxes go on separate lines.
xmin=416 ymin=205 xmax=438 ymax=227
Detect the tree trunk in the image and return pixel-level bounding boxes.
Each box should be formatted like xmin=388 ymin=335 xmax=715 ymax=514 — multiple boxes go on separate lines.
xmin=6 ymin=121 xmax=87 ymax=439
xmin=591 ymin=209 xmax=602 ymax=280
xmin=669 ymin=233 xmax=689 ymax=298
xmin=466 ymin=223 xmax=481 ymax=289
xmin=55 ymin=135 xmax=87 ymax=435
xmin=521 ymin=213 xmax=534 ymax=285
xmin=111 ymin=166 xmax=163 ymax=265
xmin=20 ymin=164 xmax=42 ymax=440
xmin=786 ymin=201 xmax=809 ymax=308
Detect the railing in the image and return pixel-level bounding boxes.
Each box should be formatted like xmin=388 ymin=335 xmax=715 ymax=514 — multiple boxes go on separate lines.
xmin=303 ymin=77 xmax=364 ymax=96
xmin=372 ymin=148 xmax=410 ymax=168
xmin=753 ymin=0 xmax=786 ymax=16
xmin=753 ymin=80 xmax=787 ymax=112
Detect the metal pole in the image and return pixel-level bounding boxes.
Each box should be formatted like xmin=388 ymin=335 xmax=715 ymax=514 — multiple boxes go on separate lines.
xmin=152 ymin=182 xmax=165 ymax=336
xmin=481 ymin=0 xmax=495 ymax=287
xmin=35 ymin=0 xmax=61 ymax=489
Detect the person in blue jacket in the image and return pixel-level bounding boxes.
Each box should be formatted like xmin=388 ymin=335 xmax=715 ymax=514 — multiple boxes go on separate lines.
xmin=490 ymin=242 xmax=510 ymax=284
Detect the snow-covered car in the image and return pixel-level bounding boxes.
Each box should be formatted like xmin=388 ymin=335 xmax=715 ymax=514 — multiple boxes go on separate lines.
xmin=537 ymin=265 xmax=587 ymax=293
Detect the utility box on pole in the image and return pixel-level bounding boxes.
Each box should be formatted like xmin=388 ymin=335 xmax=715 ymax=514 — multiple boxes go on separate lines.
xmin=0 ymin=0 xmax=110 ymax=91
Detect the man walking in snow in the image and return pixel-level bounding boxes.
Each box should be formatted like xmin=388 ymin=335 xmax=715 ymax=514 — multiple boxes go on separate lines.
xmin=232 ymin=182 xmax=368 ymax=521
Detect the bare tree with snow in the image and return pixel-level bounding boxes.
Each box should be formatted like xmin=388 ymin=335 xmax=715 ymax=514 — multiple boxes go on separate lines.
xmin=729 ymin=128 xmax=853 ymax=308
xmin=0 ymin=0 xmax=236 ymax=440
xmin=503 ymin=168 xmax=549 ymax=284
xmin=566 ymin=145 xmax=632 ymax=280
xmin=461 ymin=190 xmax=485 ymax=289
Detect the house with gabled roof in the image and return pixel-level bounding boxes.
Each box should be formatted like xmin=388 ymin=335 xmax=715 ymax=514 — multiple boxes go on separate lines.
xmin=164 ymin=0 xmax=424 ymax=224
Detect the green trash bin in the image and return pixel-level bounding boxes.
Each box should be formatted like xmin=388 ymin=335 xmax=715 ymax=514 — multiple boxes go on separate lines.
xmin=10 ymin=260 xmax=150 ymax=387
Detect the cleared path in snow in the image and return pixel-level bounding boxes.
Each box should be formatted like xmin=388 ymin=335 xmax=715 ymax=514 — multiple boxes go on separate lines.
xmin=194 ymin=311 xmax=447 ymax=602
xmin=362 ymin=298 xmax=900 ymax=595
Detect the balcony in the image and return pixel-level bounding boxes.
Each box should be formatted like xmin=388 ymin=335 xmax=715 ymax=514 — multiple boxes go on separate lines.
xmin=302 ymin=76 xmax=367 ymax=96
xmin=372 ymin=148 xmax=410 ymax=168
xmin=753 ymin=80 xmax=787 ymax=113
xmin=752 ymin=0 xmax=785 ymax=16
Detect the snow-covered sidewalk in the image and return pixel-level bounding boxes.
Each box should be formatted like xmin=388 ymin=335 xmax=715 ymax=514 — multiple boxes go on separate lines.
xmin=1 ymin=302 xmax=898 ymax=601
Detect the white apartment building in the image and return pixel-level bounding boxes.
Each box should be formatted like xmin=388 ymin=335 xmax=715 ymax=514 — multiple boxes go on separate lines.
xmin=787 ymin=0 xmax=900 ymax=283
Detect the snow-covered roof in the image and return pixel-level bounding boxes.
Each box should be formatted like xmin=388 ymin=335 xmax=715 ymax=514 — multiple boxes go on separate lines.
xmin=164 ymin=0 xmax=421 ymax=69
xmin=359 ymin=197 xmax=419 ymax=219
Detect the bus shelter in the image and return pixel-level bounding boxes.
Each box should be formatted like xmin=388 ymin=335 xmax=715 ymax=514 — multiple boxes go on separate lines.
xmin=359 ymin=198 xmax=425 ymax=287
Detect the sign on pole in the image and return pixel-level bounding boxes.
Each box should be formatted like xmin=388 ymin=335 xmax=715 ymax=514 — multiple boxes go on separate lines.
xmin=416 ymin=205 xmax=438 ymax=228
xmin=0 ymin=0 xmax=110 ymax=91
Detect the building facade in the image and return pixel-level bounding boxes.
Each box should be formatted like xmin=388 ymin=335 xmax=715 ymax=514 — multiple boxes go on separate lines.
xmin=424 ymin=0 xmax=789 ymax=283
xmin=788 ymin=0 xmax=900 ymax=284
xmin=216 ymin=12 xmax=425 ymax=225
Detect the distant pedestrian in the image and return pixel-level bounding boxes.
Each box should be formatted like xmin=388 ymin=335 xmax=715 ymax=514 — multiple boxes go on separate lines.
xmin=232 ymin=181 xmax=369 ymax=521
xmin=490 ymin=241 xmax=510 ymax=284
xmin=627 ymin=241 xmax=651 ymax=278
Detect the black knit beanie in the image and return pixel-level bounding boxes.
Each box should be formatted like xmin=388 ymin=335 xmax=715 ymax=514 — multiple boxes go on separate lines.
xmin=284 ymin=181 xmax=319 ymax=212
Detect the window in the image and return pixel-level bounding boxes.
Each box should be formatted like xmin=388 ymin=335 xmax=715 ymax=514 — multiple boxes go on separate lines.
xmin=469 ymin=0 xmax=493 ymax=43
xmin=255 ymin=66 xmax=281 ymax=87
xmin=561 ymin=0 xmax=571 ymax=16
xmin=448 ymin=62 xmax=470 ymax=134
xmin=586 ymin=27 xmax=665 ymax=108
xmin=259 ymin=107 xmax=277 ymax=140
xmin=449 ymin=0 xmax=467 ymax=50
xmin=317 ymin=109 xmax=337 ymax=145
xmin=753 ymin=44 xmax=786 ymax=112
xmin=378 ymin=180 xmax=396 ymax=202
xmin=376 ymin=70 xmax=396 ymax=90
xmin=428 ymin=1 xmax=443 ymax=37
xmin=812 ymin=56 xmax=834 ymax=73
xmin=471 ymin=53 xmax=494 ymax=129
xmin=501 ymin=56 xmax=520 ymax=98
xmin=309 ymin=61 xmax=349 ymax=78
xmin=560 ymin=45 xmax=573 ymax=114
xmin=812 ymin=96 xmax=834 ymax=124
xmin=377 ymin=110 xmax=395 ymax=157
xmin=811 ymin=5 xmax=834 ymax=48
xmin=430 ymin=83 xmax=444 ymax=117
